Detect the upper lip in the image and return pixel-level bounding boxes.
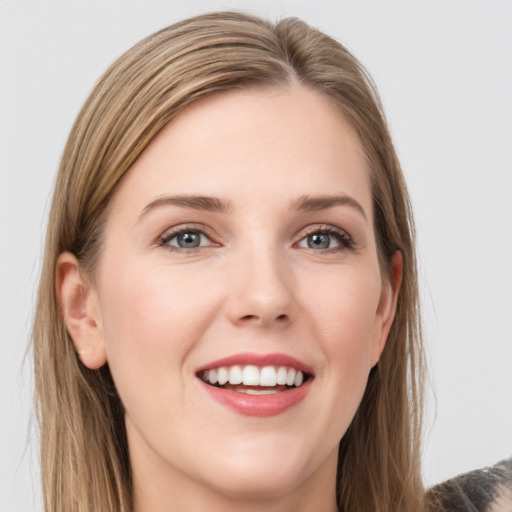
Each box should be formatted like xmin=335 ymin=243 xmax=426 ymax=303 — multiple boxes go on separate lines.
xmin=196 ymin=352 xmax=314 ymax=375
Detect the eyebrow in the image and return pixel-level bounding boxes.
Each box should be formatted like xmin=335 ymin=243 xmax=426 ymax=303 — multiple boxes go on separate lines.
xmin=294 ymin=194 xmax=368 ymax=221
xmin=139 ymin=193 xmax=367 ymax=221
xmin=139 ymin=195 xmax=234 ymax=220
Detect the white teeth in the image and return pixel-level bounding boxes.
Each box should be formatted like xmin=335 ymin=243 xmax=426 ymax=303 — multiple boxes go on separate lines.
xmin=217 ymin=367 xmax=229 ymax=386
xmin=276 ymin=366 xmax=288 ymax=385
xmin=259 ymin=366 xmax=277 ymax=386
xmin=242 ymin=365 xmax=260 ymax=386
xmin=202 ymin=364 xmax=308 ymax=388
xmin=228 ymin=366 xmax=243 ymax=385
xmin=208 ymin=369 xmax=218 ymax=384
xmin=238 ymin=388 xmax=280 ymax=395
xmin=286 ymin=368 xmax=296 ymax=386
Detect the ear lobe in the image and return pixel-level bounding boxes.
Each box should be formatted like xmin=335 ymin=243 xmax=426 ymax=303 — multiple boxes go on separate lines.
xmin=56 ymin=252 xmax=107 ymax=370
xmin=371 ymin=250 xmax=403 ymax=366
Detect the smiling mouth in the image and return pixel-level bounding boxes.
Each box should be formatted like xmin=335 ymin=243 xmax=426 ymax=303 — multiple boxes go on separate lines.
xmin=198 ymin=365 xmax=311 ymax=394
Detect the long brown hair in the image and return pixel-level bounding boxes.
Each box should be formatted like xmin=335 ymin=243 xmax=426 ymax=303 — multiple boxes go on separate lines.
xmin=33 ymin=11 xmax=426 ymax=511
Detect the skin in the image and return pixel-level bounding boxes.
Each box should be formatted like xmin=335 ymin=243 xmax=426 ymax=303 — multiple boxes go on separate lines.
xmin=58 ymin=85 xmax=402 ymax=512
xmin=489 ymin=487 xmax=512 ymax=512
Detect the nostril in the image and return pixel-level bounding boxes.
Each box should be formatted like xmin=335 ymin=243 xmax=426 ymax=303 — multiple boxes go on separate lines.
xmin=241 ymin=314 xmax=259 ymax=322
xmin=238 ymin=313 xmax=289 ymax=324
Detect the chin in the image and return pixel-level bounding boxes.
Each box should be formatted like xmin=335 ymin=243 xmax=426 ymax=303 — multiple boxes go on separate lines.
xmin=208 ymin=462 xmax=307 ymax=501
xmin=195 ymin=439 xmax=331 ymax=501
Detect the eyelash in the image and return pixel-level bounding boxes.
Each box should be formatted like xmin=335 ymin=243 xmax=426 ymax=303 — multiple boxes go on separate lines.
xmin=157 ymin=224 xmax=218 ymax=252
xmin=157 ymin=224 xmax=355 ymax=253
xmin=298 ymin=225 xmax=355 ymax=252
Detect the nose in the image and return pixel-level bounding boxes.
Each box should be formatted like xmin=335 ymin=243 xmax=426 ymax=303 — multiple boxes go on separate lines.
xmin=224 ymin=247 xmax=296 ymax=328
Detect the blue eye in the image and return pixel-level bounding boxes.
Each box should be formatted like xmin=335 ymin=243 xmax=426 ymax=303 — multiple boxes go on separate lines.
xmin=306 ymin=233 xmax=331 ymax=249
xmin=160 ymin=229 xmax=212 ymax=250
xmin=297 ymin=228 xmax=353 ymax=251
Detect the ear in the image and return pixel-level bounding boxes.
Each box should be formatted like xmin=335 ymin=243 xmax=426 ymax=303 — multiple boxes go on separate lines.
xmin=56 ymin=252 xmax=107 ymax=369
xmin=371 ymin=250 xmax=403 ymax=367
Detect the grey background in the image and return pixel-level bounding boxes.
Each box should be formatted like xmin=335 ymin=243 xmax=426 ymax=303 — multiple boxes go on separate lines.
xmin=1 ymin=1 xmax=511 ymax=510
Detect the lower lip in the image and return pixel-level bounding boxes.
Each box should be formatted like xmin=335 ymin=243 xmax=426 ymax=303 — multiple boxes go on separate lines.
xmin=200 ymin=380 xmax=313 ymax=417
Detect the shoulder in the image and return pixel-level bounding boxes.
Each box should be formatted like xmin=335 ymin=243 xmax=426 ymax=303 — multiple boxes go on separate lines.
xmin=427 ymin=457 xmax=512 ymax=512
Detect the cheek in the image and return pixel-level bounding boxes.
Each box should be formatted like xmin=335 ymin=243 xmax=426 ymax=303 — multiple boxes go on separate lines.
xmin=307 ymin=268 xmax=381 ymax=353
xmin=100 ymin=255 xmax=216 ymax=342
xmin=96 ymin=257 xmax=222 ymax=412
xmin=304 ymin=268 xmax=381 ymax=403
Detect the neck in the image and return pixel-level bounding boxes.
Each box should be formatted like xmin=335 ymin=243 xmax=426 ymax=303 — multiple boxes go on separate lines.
xmin=130 ymin=434 xmax=339 ymax=512
xmin=133 ymin=475 xmax=339 ymax=512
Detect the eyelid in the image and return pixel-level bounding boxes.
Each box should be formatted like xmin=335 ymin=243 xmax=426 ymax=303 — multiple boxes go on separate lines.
xmin=294 ymin=224 xmax=355 ymax=250
xmin=155 ymin=222 xmax=355 ymax=253
xmin=296 ymin=223 xmax=351 ymax=239
xmin=157 ymin=223 xmax=219 ymax=249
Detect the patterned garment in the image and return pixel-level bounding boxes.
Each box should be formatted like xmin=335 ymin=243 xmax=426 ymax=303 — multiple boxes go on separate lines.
xmin=427 ymin=458 xmax=512 ymax=512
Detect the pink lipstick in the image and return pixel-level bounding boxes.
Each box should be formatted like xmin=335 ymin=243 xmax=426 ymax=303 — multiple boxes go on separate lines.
xmin=196 ymin=352 xmax=313 ymax=417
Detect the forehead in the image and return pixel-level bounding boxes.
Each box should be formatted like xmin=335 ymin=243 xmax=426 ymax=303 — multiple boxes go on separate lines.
xmin=109 ymin=85 xmax=371 ymax=217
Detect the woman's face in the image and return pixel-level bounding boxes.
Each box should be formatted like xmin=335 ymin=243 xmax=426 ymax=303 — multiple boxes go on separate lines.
xmin=75 ymin=85 xmax=400 ymax=505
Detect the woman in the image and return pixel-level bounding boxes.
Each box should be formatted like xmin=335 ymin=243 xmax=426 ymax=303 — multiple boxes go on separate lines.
xmin=33 ymin=11 xmax=427 ymax=512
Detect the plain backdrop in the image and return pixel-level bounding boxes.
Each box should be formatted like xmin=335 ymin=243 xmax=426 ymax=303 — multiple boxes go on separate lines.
xmin=1 ymin=1 xmax=511 ymax=510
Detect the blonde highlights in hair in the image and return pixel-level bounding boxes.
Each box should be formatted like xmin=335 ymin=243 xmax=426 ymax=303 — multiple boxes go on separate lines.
xmin=33 ymin=12 xmax=426 ymax=511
